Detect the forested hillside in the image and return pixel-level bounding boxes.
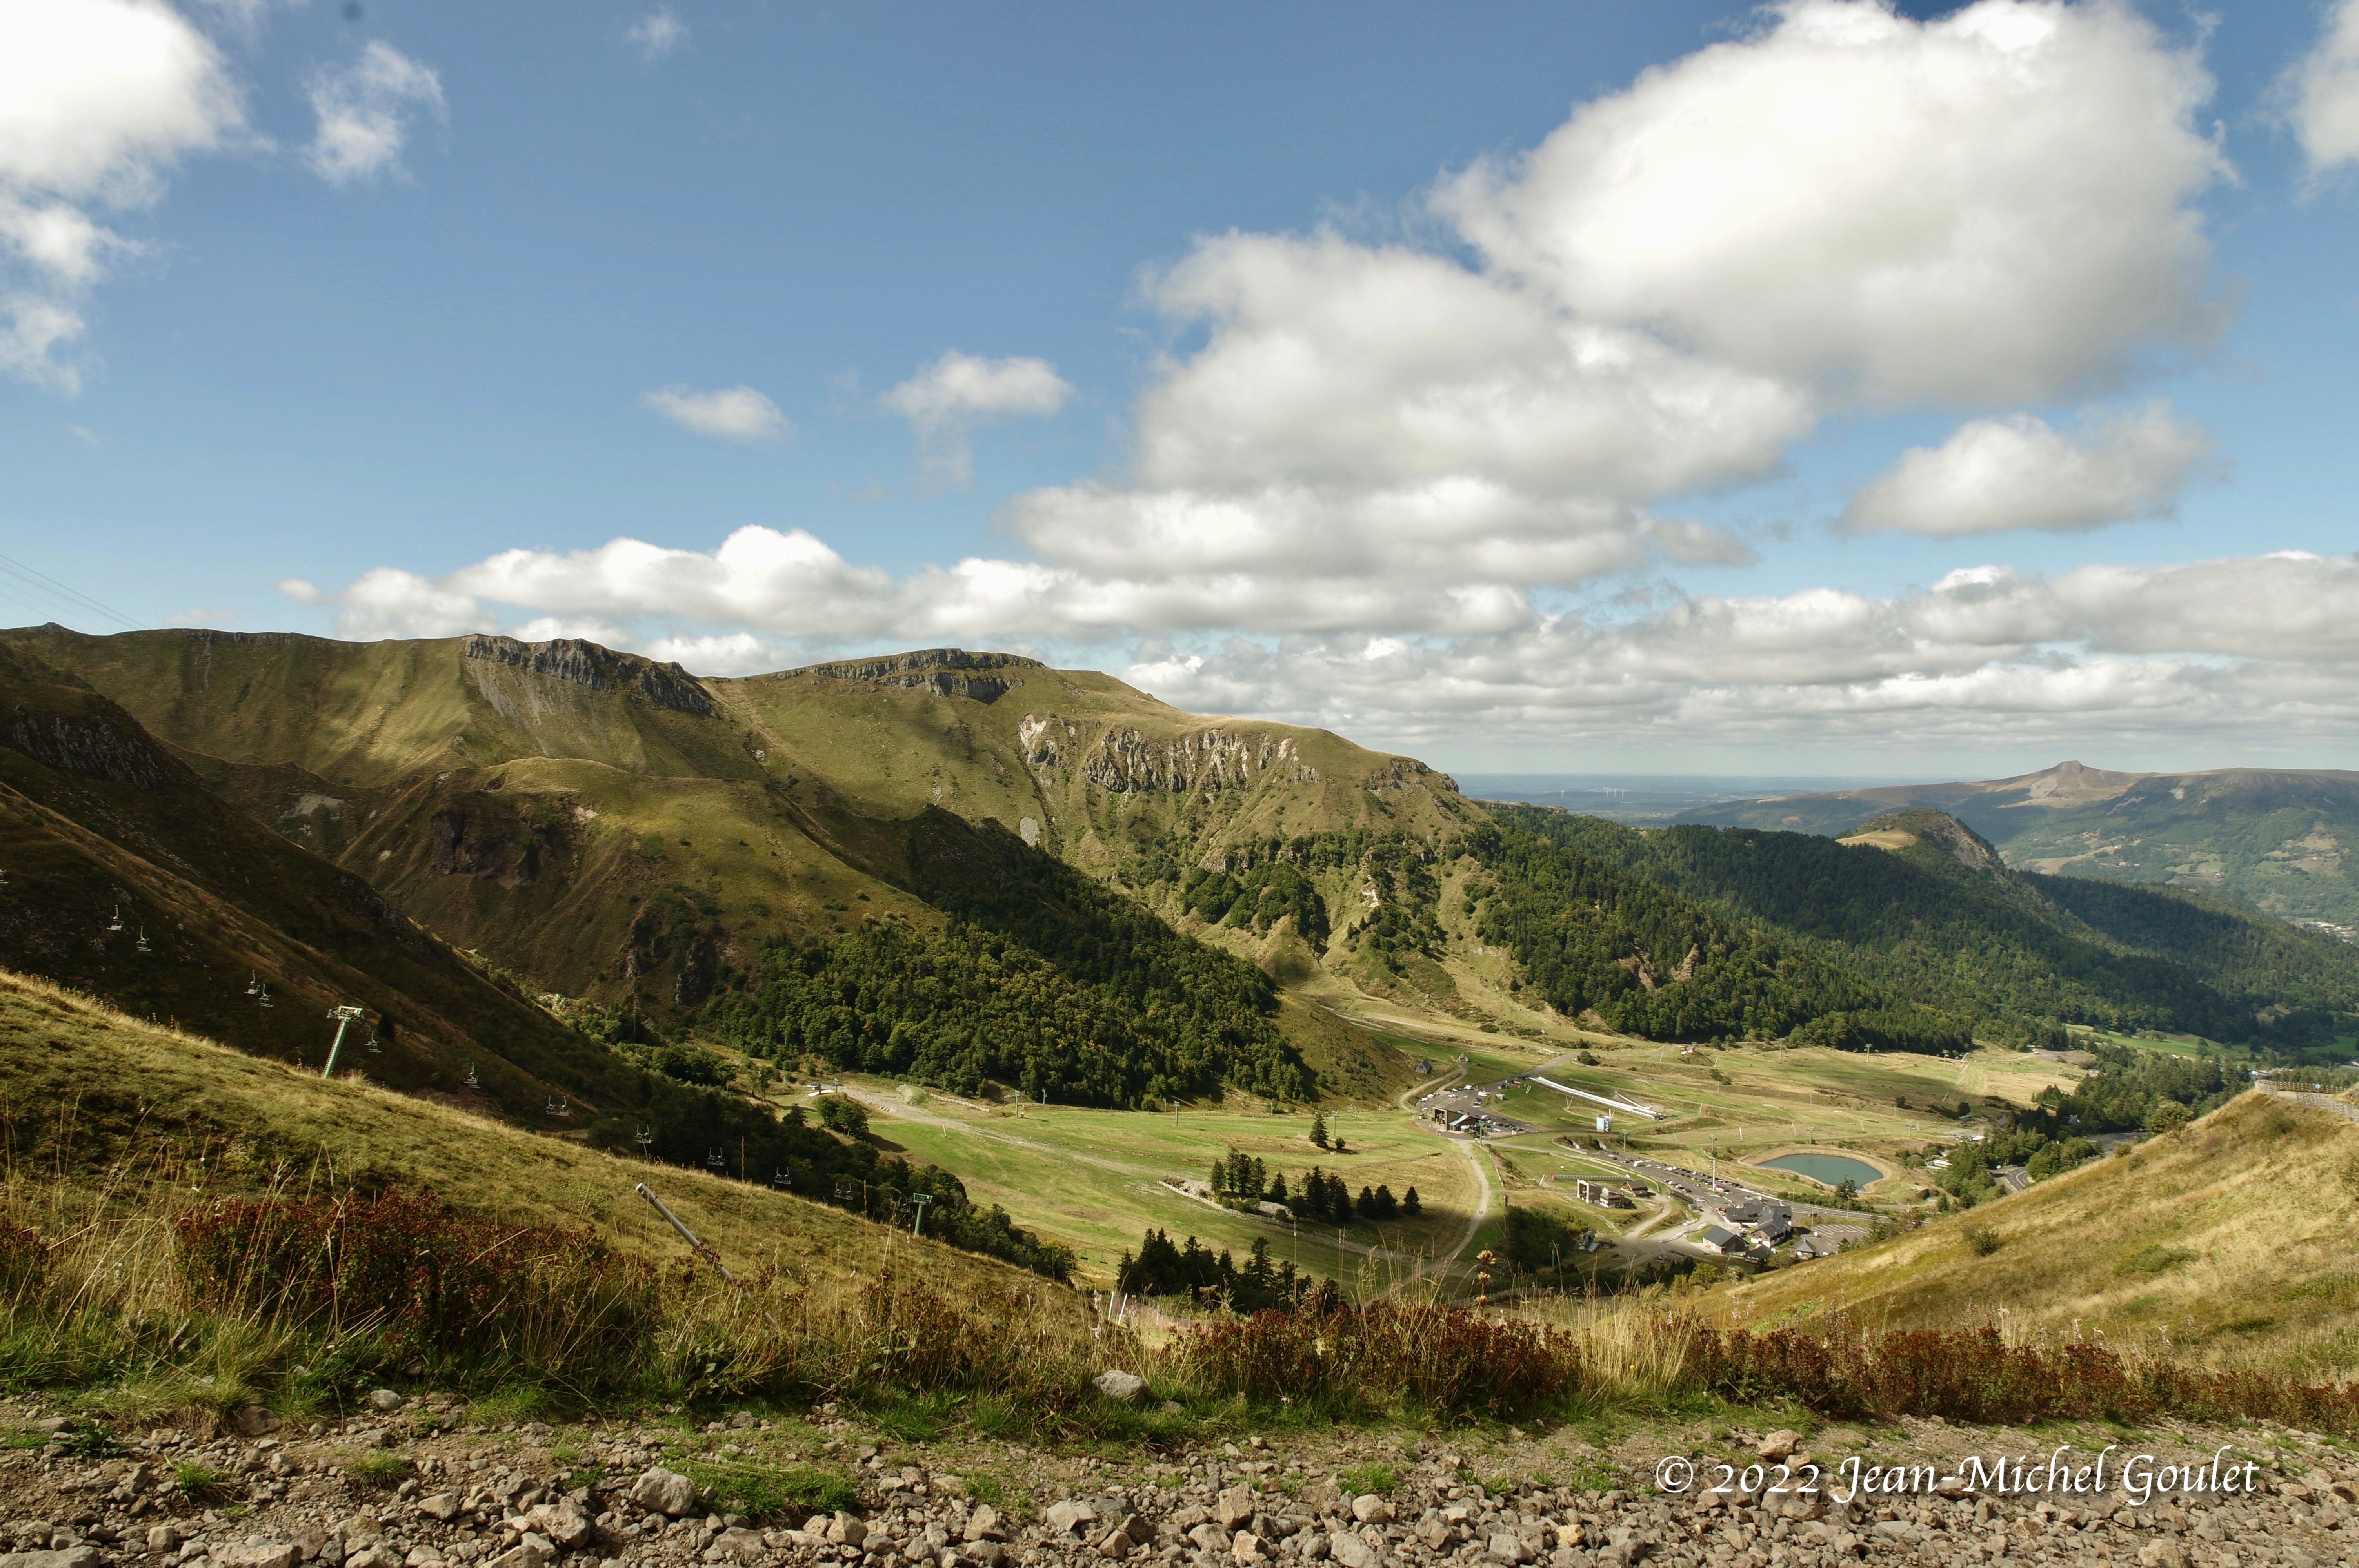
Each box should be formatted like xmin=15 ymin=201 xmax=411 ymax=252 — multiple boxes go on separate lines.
xmin=1486 ymin=804 xmax=2357 ymax=1053
xmin=702 ymin=816 xmax=1309 ymax=1105
xmin=1463 ymin=817 xmax=1975 ymax=1053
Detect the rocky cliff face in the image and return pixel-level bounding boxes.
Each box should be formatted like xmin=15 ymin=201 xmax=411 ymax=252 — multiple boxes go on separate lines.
xmin=5 ymin=702 xmax=176 ymax=791
xmin=774 ymin=648 xmax=1045 ymax=705
xmin=462 ymin=635 xmax=715 ymax=717
xmin=1016 ymin=716 xmax=1323 ymax=794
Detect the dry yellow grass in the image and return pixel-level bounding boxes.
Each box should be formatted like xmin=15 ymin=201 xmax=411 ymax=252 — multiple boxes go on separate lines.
xmin=1717 ymin=1090 xmax=2359 ymax=1379
xmin=0 ymin=967 xmax=1088 ymax=1317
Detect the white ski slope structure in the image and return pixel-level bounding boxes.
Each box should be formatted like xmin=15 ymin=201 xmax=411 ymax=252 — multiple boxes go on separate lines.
xmin=1529 ymin=1075 xmax=1662 ymax=1121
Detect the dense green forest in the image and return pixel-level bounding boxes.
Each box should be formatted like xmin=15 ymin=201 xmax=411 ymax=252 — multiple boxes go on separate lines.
xmin=1463 ymin=818 xmax=1975 ymax=1052
xmin=700 ymin=819 xmax=1310 ymax=1104
xmin=1485 ymin=806 xmax=2357 ymax=1053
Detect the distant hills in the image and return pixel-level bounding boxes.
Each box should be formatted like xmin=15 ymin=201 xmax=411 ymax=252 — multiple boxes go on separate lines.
xmin=4 ymin=624 xmax=2354 ymax=1109
xmin=1676 ymin=760 xmax=2359 ymax=933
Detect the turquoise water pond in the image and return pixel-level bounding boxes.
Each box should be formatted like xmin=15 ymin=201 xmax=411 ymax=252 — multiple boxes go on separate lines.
xmin=1755 ymin=1152 xmax=1884 ymax=1188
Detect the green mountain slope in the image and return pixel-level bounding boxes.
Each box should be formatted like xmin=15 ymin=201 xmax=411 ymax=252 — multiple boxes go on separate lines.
xmin=1675 ymin=759 xmax=2359 ymax=931
xmin=1488 ymin=803 xmax=2358 ymax=1053
xmin=0 ymin=641 xmax=1033 ymax=1230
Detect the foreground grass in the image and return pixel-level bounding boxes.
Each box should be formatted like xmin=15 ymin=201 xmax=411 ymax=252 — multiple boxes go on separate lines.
xmin=0 ymin=968 xmax=1072 ymax=1304
xmin=1719 ymin=1090 xmax=2359 ymax=1380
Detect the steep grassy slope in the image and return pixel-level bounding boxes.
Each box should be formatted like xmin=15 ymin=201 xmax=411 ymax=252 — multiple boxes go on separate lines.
xmin=1722 ymin=1091 xmax=2359 ymax=1378
xmin=0 ymin=640 xmax=626 ymax=1113
xmin=1488 ymin=804 xmax=2358 ymax=1052
xmin=2 ymin=628 xmax=1466 ymax=1039
xmin=1677 ymin=760 xmax=2359 ymax=929
xmin=0 ymin=967 xmax=1084 ymax=1312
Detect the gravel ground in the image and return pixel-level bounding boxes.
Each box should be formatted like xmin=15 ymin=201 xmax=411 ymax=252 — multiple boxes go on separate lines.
xmin=6 ymin=1394 xmax=2356 ymax=1568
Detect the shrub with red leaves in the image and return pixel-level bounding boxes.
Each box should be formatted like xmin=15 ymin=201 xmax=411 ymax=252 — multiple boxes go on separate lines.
xmin=171 ymin=1191 xmax=655 ymax=1361
xmin=1172 ymin=1305 xmax=1574 ymax=1417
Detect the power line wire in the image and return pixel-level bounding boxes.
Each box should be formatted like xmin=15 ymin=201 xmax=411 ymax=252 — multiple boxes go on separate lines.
xmin=0 ymin=551 xmax=144 ymax=633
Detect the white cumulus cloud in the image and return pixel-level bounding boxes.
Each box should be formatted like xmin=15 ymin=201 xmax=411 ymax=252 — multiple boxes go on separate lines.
xmin=0 ymin=0 xmax=244 ymax=390
xmin=642 ymin=383 xmax=792 ymax=443
xmin=1842 ymin=401 xmax=2214 ymax=536
xmin=627 ymin=7 xmax=687 ymax=61
xmin=2288 ymin=0 xmax=2359 ymax=174
xmin=306 ymin=40 xmax=445 ymax=186
xmin=1437 ymin=0 xmax=2225 ymax=405
xmin=284 ymin=1 xmax=2314 ymax=764
xmin=883 ymin=351 xmax=1072 ymax=484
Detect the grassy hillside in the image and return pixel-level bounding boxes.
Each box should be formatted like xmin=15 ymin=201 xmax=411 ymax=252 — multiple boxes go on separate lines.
xmin=1721 ymin=1090 xmax=2359 ymax=1378
xmin=1676 ymin=759 xmax=2359 ymax=930
xmin=1 ymin=627 xmax=1457 ymax=1071
xmin=0 ymin=967 xmax=1071 ymax=1304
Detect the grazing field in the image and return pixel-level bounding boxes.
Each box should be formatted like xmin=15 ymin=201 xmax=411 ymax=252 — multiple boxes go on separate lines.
xmin=830 ymin=1083 xmax=1485 ymax=1290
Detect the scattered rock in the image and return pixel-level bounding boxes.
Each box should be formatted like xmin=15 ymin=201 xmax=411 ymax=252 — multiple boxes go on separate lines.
xmin=705 ymin=1528 xmax=765 ymax=1564
xmin=1484 ymin=1532 xmax=1530 ymax=1565
xmin=1756 ymin=1430 xmax=1800 ymax=1463
xmin=363 ymin=1392 xmax=403 ymax=1414
xmin=1215 ymin=1488 xmax=1257 ymax=1531
xmin=627 ymin=1469 xmax=696 ymax=1519
xmin=1328 ymin=1532 xmax=1384 ymax=1568
xmin=1043 ymin=1501 xmax=1098 ymax=1537
xmin=961 ymin=1506 xmax=1005 ymax=1543
xmin=521 ymin=1502 xmax=592 ymax=1551
xmin=413 ymin=1495 xmax=461 ymax=1525
xmin=216 ymin=1548 xmax=300 ymax=1568
xmin=822 ymin=1514 xmax=866 ymax=1548
xmin=1091 ymin=1371 xmax=1146 ymax=1403
xmin=1350 ymin=1496 xmax=1392 ymax=1525
xmin=0 ymin=1552 xmax=100 ymax=1568
xmin=229 ymin=1408 xmax=280 ymax=1439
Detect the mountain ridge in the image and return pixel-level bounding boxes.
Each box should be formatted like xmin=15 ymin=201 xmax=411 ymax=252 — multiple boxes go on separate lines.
xmin=1678 ymin=759 xmax=2359 ymax=930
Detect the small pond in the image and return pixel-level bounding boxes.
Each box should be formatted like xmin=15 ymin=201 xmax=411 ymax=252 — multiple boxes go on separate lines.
xmin=1755 ymin=1152 xmax=1885 ymax=1189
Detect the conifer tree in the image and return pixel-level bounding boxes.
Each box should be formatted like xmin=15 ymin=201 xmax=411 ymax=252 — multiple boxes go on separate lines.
xmin=1310 ymin=1108 xmax=1329 ymax=1149
xmin=1401 ymin=1185 xmax=1421 ymax=1216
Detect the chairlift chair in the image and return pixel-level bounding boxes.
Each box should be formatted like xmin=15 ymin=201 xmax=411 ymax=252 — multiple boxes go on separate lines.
xmin=772 ymin=1169 xmax=792 ymax=1190
xmin=106 ymin=905 xmax=124 ymax=933
xmin=463 ymin=1063 xmax=481 ymax=1089
xmin=706 ymin=1148 xmax=725 ymax=1171
xmin=136 ymin=927 xmax=151 ymax=953
xmin=633 ymin=1125 xmax=653 ymax=1150
xmin=245 ymin=971 xmax=260 ymax=997
xmin=256 ymin=983 xmax=273 ymax=1008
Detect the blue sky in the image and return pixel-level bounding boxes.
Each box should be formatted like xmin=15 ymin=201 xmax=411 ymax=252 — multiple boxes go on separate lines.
xmin=4 ymin=0 xmax=2359 ymax=777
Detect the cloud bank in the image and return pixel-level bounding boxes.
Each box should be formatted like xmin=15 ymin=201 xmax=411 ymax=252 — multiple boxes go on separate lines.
xmin=287 ymin=0 xmax=2346 ymax=763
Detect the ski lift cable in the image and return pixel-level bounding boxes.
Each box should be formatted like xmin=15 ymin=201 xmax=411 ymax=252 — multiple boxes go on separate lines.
xmin=0 ymin=550 xmax=145 ymax=633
